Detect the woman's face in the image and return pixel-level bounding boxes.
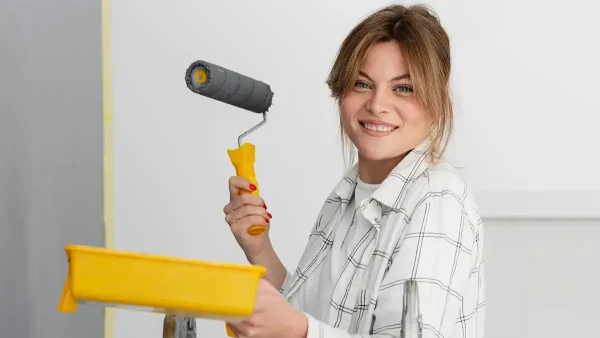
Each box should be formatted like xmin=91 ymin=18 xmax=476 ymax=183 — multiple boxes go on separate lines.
xmin=340 ymin=41 xmax=432 ymax=163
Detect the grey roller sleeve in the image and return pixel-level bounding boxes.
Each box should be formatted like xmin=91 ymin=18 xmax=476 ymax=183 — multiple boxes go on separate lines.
xmin=185 ymin=60 xmax=274 ymax=114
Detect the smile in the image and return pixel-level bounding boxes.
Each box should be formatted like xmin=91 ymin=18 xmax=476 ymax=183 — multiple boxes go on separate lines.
xmin=359 ymin=121 xmax=398 ymax=135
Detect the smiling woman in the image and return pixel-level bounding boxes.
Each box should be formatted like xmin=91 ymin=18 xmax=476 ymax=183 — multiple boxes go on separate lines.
xmin=222 ymin=3 xmax=485 ymax=338
xmin=337 ymin=41 xmax=435 ymax=183
xmin=327 ymin=4 xmax=453 ymax=183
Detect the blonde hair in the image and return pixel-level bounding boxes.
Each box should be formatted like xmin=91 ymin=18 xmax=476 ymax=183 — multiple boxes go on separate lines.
xmin=326 ymin=4 xmax=453 ymax=167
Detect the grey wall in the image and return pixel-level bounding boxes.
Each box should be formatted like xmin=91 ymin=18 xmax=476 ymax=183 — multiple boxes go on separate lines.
xmin=0 ymin=0 xmax=105 ymax=337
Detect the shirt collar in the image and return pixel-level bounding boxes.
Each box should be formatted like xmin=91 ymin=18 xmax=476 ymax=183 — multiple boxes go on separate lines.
xmin=332 ymin=138 xmax=431 ymax=211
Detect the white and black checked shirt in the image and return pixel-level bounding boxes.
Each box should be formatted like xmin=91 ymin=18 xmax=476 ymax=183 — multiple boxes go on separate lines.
xmin=280 ymin=140 xmax=485 ymax=338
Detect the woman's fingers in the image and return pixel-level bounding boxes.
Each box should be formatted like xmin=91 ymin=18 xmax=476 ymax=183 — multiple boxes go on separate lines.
xmin=224 ymin=193 xmax=266 ymax=214
xmin=225 ymin=205 xmax=270 ymax=224
xmin=227 ymin=321 xmax=254 ymax=338
xmin=228 ymin=176 xmax=256 ymax=199
xmin=224 ymin=175 xmax=272 ymax=233
xmin=229 ymin=215 xmax=270 ymax=233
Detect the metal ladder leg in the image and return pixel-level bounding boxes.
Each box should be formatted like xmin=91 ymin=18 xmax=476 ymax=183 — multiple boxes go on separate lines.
xmin=400 ymin=280 xmax=423 ymax=338
xmin=163 ymin=315 xmax=197 ymax=338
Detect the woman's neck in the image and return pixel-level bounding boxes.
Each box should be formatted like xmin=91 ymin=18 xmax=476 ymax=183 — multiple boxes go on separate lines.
xmin=358 ymin=152 xmax=408 ymax=184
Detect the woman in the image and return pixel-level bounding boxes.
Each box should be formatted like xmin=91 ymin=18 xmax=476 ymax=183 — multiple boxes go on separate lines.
xmin=223 ymin=4 xmax=485 ymax=338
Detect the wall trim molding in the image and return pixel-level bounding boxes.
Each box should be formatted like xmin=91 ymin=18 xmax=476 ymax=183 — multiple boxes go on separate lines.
xmin=101 ymin=0 xmax=114 ymax=337
xmin=476 ymin=191 xmax=600 ymax=220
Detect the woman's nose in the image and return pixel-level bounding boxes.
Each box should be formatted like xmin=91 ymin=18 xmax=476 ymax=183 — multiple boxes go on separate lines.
xmin=365 ymin=89 xmax=391 ymax=115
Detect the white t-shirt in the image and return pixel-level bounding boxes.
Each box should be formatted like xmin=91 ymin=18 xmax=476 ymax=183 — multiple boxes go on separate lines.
xmin=295 ymin=176 xmax=380 ymax=322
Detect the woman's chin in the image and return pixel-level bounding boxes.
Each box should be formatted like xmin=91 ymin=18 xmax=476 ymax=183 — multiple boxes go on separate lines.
xmin=357 ymin=146 xmax=409 ymax=164
xmin=358 ymin=148 xmax=395 ymax=162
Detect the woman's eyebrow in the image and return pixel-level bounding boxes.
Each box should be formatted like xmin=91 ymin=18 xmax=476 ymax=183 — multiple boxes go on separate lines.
xmin=391 ymin=73 xmax=410 ymax=81
xmin=358 ymin=70 xmax=410 ymax=82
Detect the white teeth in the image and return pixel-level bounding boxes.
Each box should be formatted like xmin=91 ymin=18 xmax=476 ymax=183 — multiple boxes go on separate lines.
xmin=363 ymin=123 xmax=394 ymax=132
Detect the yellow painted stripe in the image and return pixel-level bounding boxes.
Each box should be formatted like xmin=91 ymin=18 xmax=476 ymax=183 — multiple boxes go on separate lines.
xmin=101 ymin=0 xmax=115 ymax=337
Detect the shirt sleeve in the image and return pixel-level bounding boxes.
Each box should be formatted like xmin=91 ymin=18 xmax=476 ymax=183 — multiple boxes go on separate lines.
xmin=301 ymin=191 xmax=478 ymax=338
xmin=280 ymin=269 xmax=295 ymax=294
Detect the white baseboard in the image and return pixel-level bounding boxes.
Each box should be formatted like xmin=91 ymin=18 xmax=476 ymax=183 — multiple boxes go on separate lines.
xmin=475 ymin=191 xmax=600 ymax=220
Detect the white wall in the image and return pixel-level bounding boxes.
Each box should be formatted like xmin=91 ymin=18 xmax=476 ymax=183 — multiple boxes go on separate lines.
xmin=108 ymin=0 xmax=600 ymax=337
xmin=484 ymin=219 xmax=600 ymax=338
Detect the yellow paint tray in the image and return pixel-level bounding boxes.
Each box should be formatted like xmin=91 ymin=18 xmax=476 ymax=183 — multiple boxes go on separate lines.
xmin=57 ymin=244 xmax=266 ymax=321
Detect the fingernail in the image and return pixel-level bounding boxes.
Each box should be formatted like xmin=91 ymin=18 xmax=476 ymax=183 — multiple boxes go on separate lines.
xmin=265 ymin=218 xmax=270 ymax=223
xmin=249 ymin=184 xmax=257 ymax=191
xmin=267 ymin=212 xmax=272 ymax=218
xmin=263 ymin=203 xmax=267 ymax=209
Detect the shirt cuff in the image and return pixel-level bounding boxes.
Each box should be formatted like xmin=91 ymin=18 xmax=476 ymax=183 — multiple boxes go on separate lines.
xmin=303 ymin=312 xmax=350 ymax=338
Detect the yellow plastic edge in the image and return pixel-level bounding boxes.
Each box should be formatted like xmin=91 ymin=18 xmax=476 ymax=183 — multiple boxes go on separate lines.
xmin=57 ymin=270 xmax=78 ymax=313
xmin=64 ymin=244 xmax=267 ymax=273
xmin=101 ymin=0 xmax=114 ymax=337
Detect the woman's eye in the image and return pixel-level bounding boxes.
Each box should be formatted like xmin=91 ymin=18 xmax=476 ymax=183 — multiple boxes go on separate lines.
xmin=354 ymin=81 xmax=370 ymax=89
xmin=395 ymin=85 xmax=413 ymax=93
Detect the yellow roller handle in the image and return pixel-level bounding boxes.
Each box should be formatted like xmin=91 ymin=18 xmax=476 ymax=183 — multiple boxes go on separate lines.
xmin=226 ymin=143 xmax=265 ymax=337
xmin=227 ymin=142 xmax=266 ymax=236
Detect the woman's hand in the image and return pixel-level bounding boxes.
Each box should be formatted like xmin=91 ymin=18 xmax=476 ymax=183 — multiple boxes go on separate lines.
xmin=228 ymin=279 xmax=308 ymax=338
xmin=223 ymin=176 xmax=273 ymax=261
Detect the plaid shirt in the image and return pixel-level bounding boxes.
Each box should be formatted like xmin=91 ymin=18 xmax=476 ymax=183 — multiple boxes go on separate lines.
xmin=280 ymin=140 xmax=485 ymax=338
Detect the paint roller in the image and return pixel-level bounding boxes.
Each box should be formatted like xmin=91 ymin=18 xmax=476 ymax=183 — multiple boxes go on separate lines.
xmin=184 ymin=61 xmax=274 ymax=337
xmin=185 ymin=60 xmax=274 ymax=236
xmin=183 ymin=62 xmax=425 ymax=338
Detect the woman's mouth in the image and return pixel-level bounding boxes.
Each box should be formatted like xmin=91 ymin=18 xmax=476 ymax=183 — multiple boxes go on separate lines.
xmin=359 ymin=121 xmax=398 ymax=135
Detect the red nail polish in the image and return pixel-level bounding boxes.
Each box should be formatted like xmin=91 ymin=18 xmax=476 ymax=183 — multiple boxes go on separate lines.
xmin=249 ymin=184 xmax=257 ymax=191
xmin=265 ymin=218 xmax=270 ymax=223
xmin=267 ymin=212 xmax=272 ymax=218
xmin=263 ymin=203 xmax=267 ymax=209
